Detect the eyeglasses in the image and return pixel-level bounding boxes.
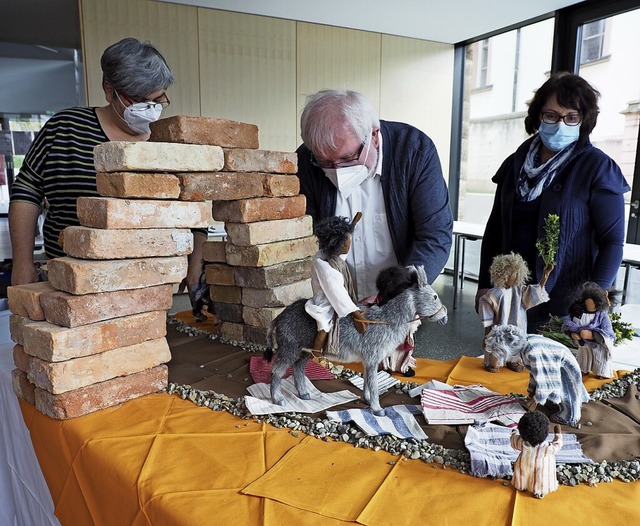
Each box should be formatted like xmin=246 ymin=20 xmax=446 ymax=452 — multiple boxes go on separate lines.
xmin=540 ymin=111 xmax=581 ymax=126
xmin=311 ymin=140 xmax=366 ymax=169
xmin=117 ymin=90 xmax=171 ymax=110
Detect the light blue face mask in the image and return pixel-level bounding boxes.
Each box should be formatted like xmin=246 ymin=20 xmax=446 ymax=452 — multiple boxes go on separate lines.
xmin=538 ymin=121 xmax=580 ymax=152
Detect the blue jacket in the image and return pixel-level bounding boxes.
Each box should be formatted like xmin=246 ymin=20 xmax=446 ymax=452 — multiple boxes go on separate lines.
xmin=296 ymin=120 xmax=453 ymax=284
xmin=479 ymin=136 xmax=630 ymax=317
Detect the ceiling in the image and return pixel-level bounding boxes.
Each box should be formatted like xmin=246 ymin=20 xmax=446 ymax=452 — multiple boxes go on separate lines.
xmin=157 ymin=0 xmax=587 ymax=44
xmin=0 ymin=0 xmax=587 ymax=51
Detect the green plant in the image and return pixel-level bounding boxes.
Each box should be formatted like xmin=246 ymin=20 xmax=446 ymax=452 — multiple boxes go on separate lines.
xmin=536 ymin=214 xmax=560 ymax=267
xmin=539 ymin=312 xmax=636 ymax=347
xmin=609 ymin=311 xmax=636 ymax=345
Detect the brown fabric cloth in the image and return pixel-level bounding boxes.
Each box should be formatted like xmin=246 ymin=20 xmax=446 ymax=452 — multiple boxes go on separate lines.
xmin=166 ymin=321 xmax=640 ymax=461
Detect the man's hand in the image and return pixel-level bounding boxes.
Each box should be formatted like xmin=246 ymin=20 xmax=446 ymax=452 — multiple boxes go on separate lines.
xmin=351 ymin=310 xmax=367 ymax=333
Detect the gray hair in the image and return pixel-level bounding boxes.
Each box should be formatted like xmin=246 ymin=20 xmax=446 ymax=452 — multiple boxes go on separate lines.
xmin=101 ymin=37 xmax=174 ymax=99
xmin=300 ymin=89 xmax=380 ymax=156
xmin=484 ymin=325 xmax=527 ymax=364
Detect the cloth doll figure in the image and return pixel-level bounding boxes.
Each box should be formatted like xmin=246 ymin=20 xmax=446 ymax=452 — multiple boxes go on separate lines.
xmin=484 ymin=325 xmax=590 ymax=428
xmin=305 ymin=213 xmax=367 ymax=363
xmin=510 ymin=411 xmax=562 ymax=499
xmin=479 ymin=252 xmax=553 ymax=372
xmin=561 ymin=282 xmax=616 ymax=379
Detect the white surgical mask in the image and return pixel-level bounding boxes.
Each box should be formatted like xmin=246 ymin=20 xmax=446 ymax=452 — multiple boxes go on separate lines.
xmin=114 ymin=91 xmax=165 ymax=135
xmin=322 ymin=134 xmax=373 ymax=198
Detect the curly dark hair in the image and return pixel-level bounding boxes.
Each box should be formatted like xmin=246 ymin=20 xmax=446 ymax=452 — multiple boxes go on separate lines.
xmin=524 ymin=72 xmax=600 ymax=148
xmin=517 ymin=410 xmax=550 ymax=447
xmin=313 ymin=216 xmax=354 ymax=257
xmin=567 ymin=281 xmax=610 ymax=319
xmin=375 ymin=266 xmax=418 ymax=305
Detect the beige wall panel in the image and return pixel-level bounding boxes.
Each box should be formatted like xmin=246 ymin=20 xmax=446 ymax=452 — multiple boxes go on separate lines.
xmin=296 ymin=23 xmax=382 ymax=143
xmin=80 ymin=0 xmax=200 ymax=116
xmin=198 ymin=9 xmax=296 ymax=152
xmin=380 ymin=35 xmax=454 ymax=181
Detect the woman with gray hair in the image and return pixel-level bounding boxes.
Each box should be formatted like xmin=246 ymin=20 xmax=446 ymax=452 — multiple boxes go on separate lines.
xmin=9 ymin=38 xmax=208 ymax=289
xmin=484 ymin=324 xmax=590 ymax=428
xmin=296 ymin=89 xmax=453 ymax=300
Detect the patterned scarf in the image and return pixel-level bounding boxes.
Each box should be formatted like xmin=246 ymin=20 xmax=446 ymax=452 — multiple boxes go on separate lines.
xmin=516 ymin=136 xmax=576 ymax=202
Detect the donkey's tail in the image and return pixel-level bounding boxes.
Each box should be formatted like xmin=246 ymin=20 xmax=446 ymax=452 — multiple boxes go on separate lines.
xmin=263 ymin=321 xmax=276 ymax=362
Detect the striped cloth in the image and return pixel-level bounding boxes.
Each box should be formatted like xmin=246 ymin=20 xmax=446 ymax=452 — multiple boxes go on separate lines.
xmin=421 ymin=385 xmax=526 ymax=427
xmin=327 ymin=405 xmax=427 ymax=440
xmin=465 ymin=422 xmax=593 ymax=478
xmin=348 ymin=370 xmax=398 ymax=394
xmin=245 ymin=376 xmax=358 ymax=415
xmin=249 ymin=356 xmax=334 ymax=384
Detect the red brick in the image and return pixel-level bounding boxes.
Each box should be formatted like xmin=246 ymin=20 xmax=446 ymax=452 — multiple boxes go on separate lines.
xmin=150 ymin=115 xmax=259 ymax=148
xmin=225 ymin=236 xmax=316 ymax=267
xmin=260 ymin=174 xmax=300 ymax=197
xmin=7 ymin=281 xmax=55 ymax=321
xmin=212 ymin=302 xmax=243 ymax=323
xmin=12 ymin=369 xmax=35 ymax=405
xmin=96 ymin=172 xmax=181 ymax=199
xmin=234 ymin=258 xmax=313 ymax=289
xmin=204 ymin=263 xmax=235 ymax=286
xmin=212 ymin=195 xmax=306 ymax=223
xmin=177 ymin=172 xmax=264 ymax=201
xmin=202 ymin=241 xmax=227 ymax=263
xmin=209 ymin=284 xmax=242 ymax=304
xmin=223 ymin=149 xmax=297 ymax=174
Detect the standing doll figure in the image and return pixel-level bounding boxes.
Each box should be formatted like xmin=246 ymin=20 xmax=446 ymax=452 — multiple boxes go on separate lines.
xmin=478 ymin=253 xmax=553 ymax=372
xmin=511 ymin=411 xmax=562 ymax=499
xmin=484 ymin=325 xmax=589 ymax=428
xmin=305 ymin=213 xmax=367 ymax=364
xmin=562 ymin=282 xmax=615 ymax=379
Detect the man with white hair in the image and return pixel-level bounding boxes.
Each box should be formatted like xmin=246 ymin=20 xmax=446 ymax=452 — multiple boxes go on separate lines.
xmin=296 ymin=89 xmax=453 ymax=299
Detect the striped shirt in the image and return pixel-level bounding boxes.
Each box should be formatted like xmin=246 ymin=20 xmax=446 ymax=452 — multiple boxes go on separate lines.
xmin=510 ymin=432 xmax=562 ymax=497
xmin=10 ymin=107 xmax=108 ymax=259
xmin=478 ymin=284 xmax=549 ymax=330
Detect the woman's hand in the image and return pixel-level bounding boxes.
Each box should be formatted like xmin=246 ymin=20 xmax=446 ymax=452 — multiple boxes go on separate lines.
xmin=11 ymin=262 xmax=39 ymax=286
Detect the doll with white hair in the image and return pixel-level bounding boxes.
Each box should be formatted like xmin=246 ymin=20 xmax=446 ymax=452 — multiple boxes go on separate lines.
xmin=484 ymin=325 xmax=589 ymax=428
xmin=478 ymin=252 xmax=553 ymax=372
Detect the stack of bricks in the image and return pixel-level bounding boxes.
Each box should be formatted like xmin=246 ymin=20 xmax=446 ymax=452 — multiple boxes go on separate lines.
xmin=149 ymin=115 xmax=315 ymax=345
xmin=7 ymin=140 xmax=217 ymax=419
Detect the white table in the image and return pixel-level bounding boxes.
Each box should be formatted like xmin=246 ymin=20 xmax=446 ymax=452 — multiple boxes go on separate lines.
xmin=452 ymin=221 xmax=485 ymax=309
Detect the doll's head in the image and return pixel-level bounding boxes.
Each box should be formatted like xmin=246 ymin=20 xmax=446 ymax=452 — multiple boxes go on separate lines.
xmin=375 ymin=266 xmax=418 ymax=305
xmin=489 ymin=253 xmax=530 ymax=288
xmin=314 ymin=215 xmax=357 ymax=257
xmin=517 ymin=410 xmax=551 ymax=447
xmin=568 ymin=281 xmax=610 ymax=319
xmin=484 ymin=324 xmax=526 ymax=364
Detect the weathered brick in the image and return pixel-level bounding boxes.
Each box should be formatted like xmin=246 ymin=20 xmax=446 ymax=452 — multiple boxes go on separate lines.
xmin=7 ymin=281 xmax=55 ymax=321
xmin=150 ymin=115 xmax=259 ymax=149
xmin=96 ymin=172 xmax=181 ymax=199
xmin=13 ymin=344 xmax=30 ymax=372
xmin=209 ymin=284 xmax=242 ymax=304
xmin=212 ymin=302 xmax=243 ymax=323
xmin=12 ymin=369 xmax=35 ymax=405
xmin=243 ymin=325 xmax=270 ymax=346
xmin=23 ymin=311 xmax=166 ymax=362
xmin=242 ymin=279 xmax=312 ymax=308
xmin=94 ymin=141 xmax=224 ymax=173
xmin=177 ymin=172 xmax=264 ymax=201
xmin=27 ymin=337 xmax=171 ymax=394
xmin=234 ymin=258 xmax=313 ymax=289
xmin=225 ymin=215 xmax=312 ymax=246
xmin=40 ymin=284 xmax=173 ymax=328
xmin=219 ymin=321 xmax=244 ymax=341
xmin=77 ymin=197 xmax=212 ymax=229
xmin=223 ymin=149 xmax=297 ymax=174
xmin=204 ymin=263 xmax=235 ymax=286
xmin=260 ymin=174 xmax=300 ymax=197
xmin=34 ymin=365 xmax=168 ymax=420
xmin=243 ymin=306 xmax=284 ymax=329
xmin=225 ymin=236 xmax=316 ymax=267
xmin=62 ymin=226 xmax=194 ymax=259
xmin=48 ymin=256 xmax=187 ymax=295
xmin=212 ymin=195 xmax=306 ymax=223
xmin=202 ymin=240 xmax=227 ymax=263
xmin=9 ymin=314 xmax=33 ymax=346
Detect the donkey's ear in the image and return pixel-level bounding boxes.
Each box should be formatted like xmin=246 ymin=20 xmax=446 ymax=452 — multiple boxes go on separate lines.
xmin=415 ymin=266 xmax=428 ymax=287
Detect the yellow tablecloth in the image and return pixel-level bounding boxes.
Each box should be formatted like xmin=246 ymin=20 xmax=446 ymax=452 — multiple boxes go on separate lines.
xmin=19 ymin=351 xmax=639 ymax=526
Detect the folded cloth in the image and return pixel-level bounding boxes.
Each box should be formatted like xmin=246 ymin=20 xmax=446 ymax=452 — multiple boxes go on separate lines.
xmin=348 ymin=370 xmax=398 ymax=394
xmin=327 ymin=405 xmax=427 ymax=440
xmin=248 ymin=355 xmax=334 ymax=384
xmin=465 ymin=422 xmax=593 ymax=478
xmin=245 ymin=376 xmax=358 ymax=415
xmin=421 ymin=385 xmax=526 ymax=427
xmin=408 ymin=379 xmax=453 ymax=398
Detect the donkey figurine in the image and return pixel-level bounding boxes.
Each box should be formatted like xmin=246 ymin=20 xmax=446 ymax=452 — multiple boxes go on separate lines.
xmin=265 ymin=265 xmax=448 ymax=415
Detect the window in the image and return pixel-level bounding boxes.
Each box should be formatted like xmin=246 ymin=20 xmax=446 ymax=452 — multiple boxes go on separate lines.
xmin=477 ymin=39 xmax=491 ymax=88
xmin=580 ymin=19 xmax=607 ymax=64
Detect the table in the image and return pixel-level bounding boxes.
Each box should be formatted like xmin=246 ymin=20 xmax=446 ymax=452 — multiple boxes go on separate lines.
xmin=452 ymin=221 xmax=485 ymax=309
xmin=621 ymin=243 xmax=640 ymax=304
